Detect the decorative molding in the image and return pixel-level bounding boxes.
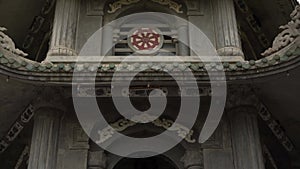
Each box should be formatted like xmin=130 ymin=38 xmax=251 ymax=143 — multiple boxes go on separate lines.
xmin=0 ymin=104 xmax=34 ymax=154
xmin=234 ymin=0 xmax=271 ymax=49
xmin=0 ymin=40 xmax=300 ymax=82
xmin=0 ymin=27 xmax=28 ymax=57
xmin=96 ymin=114 xmax=196 ymax=144
xmin=258 ymin=104 xmax=295 ymax=152
xmin=262 ymin=5 xmax=300 ymax=56
xmin=107 ymin=0 xmax=183 ymax=14
xmin=151 ymin=0 xmax=183 ymax=13
xmin=107 ymin=0 xmax=140 ymax=13
xmin=75 ymin=86 xmax=211 ymax=97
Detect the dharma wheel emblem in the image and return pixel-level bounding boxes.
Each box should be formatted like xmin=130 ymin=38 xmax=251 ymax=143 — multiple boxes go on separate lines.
xmin=128 ymin=27 xmax=164 ymax=54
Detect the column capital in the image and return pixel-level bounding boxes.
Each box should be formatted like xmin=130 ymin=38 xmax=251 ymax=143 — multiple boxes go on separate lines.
xmin=32 ymin=87 xmax=67 ymax=112
xmin=226 ymin=85 xmax=260 ymax=110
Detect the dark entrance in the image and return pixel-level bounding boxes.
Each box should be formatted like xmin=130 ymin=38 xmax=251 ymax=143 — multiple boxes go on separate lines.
xmin=113 ymin=156 xmax=178 ymax=169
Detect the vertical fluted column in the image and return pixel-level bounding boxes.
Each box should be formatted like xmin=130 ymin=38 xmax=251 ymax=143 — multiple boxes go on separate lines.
xmin=212 ymin=0 xmax=244 ymax=58
xmin=28 ymin=108 xmax=62 ymax=169
xmin=229 ymin=107 xmax=265 ymax=169
xmin=47 ymin=0 xmax=80 ymax=56
xmin=177 ymin=24 xmax=190 ymax=56
xmin=181 ymin=149 xmax=204 ymax=169
xmin=101 ymin=24 xmax=114 ymax=56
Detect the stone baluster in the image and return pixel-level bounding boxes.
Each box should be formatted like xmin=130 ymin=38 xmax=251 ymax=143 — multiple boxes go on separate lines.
xmin=212 ymin=0 xmax=244 ymax=58
xmin=47 ymin=0 xmax=80 ymax=57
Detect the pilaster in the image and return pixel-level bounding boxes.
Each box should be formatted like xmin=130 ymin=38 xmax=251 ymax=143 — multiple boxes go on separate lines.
xmin=229 ymin=107 xmax=265 ymax=169
xmin=47 ymin=0 xmax=80 ymax=57
xmin=27 ymin=107 xmax=62 ymax=169
xmin=212 ymin=0 xmax=244 ymax=58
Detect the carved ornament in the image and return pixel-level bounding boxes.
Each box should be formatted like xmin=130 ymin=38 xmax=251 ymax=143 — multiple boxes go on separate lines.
xmin=107 ymin=0 xmax=183 ymax=14
xmin=0 ymin=27 xmax=28 ymax=57
xmin=262 ymin=5 xmax=300 ymax=56
xmin=96 ymin=114 xmax=196 ymax=144
xmin=107 ymin=0 xmax=140 ymax=13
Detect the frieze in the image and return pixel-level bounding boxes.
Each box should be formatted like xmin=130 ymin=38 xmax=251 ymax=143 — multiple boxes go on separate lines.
xmin=262 ymin=5 xmax=300 ymax=56
xmin=107 ymin=0 xmax=183 ymax=14
xmin=96 ymin=114 xmax=196 ymax=144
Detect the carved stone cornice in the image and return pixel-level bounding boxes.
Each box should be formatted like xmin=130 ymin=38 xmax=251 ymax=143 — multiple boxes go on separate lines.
xmin=0 ymin=27 xmax=300 ymax=83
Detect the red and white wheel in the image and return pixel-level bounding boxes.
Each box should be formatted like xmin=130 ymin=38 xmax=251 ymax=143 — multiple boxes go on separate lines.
xmin=128 ymin=28 xmax=164 ymax=54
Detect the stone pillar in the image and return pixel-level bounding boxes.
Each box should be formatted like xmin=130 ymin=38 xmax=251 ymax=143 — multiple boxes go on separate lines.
xmin=101 ymin=24 xmax=114 ymax=56
xmin=47 ymin=0 xmax=80 ymax=56
xmin=212 ymin=0 xmax=244 ymax=58
xmin=177 ymin=24 xmax=190 ymax=56
xmin=181 ymin=149 xmax=203 ymax=169
xmin=88 ymin=150 xmax=107 ymax=169
xmin=229 ymin=107 xmax=265 ymax=169
xmin=28 ymin=108 xmax=62 ymax=169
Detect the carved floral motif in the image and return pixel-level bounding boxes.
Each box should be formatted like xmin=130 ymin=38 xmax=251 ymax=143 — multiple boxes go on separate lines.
xmin=96 ymin=114 xmax=195 ymax=144
xmin=0 ymin=27 xmax=28 ymax=57
xmin=108 ymin=0 xmax=140 ymax=13
xmin=107 ymin=0 xmax=183 ymax=14
xmin=262 ymin=5 xmax=300 ymax=56
xmin=151 ymin=0 xmax=183 ymax=13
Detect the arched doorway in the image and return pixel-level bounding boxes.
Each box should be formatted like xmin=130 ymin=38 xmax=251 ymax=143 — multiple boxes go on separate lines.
xmin=113 ymin=155 xmax=178 ymax=169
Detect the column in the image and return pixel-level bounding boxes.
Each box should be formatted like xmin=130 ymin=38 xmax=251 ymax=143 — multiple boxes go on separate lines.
xmin=47 ymin=0 xmax=80 ymax=57
xmin=101 ymin=24 xmax=114 ymax=56
xmin=212 ymin=0 xmax=244 ymax=58
xmin=229 ymin=107 xmax=265 ymax=169
xmin=181 ymin=149 xmax=203 ymax=169
xmin=177 ymin=24 xmax=190 ymax=56
xmin=28 ymin=108 xmax=62 ymax=169
xmin=88 ymin=150 xmax=107 ymax=169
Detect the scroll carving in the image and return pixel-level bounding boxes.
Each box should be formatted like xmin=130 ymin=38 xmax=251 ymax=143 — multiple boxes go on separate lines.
xmin=107 ymin=0 xmax=183 ymax=14
xmin=262 ymin=5 xmax=300 ymax=56
xmin=96 ymin=114 xmax=195 ymax=144
xmin=0 ymin=27 xmax=28 ymax=57
xmin=107 ymin=0 xmax=140 ymax=13
xmin=151 ymin=0 xmax=183 ymax=13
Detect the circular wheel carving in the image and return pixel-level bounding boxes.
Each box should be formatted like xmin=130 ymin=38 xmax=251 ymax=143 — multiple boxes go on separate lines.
xmin=128 ymin=28 xmax=164 ymax=54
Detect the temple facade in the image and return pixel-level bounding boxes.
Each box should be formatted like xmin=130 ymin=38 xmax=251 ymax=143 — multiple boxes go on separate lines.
xmin=0 ymin=0 xmax=300 ymax=169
